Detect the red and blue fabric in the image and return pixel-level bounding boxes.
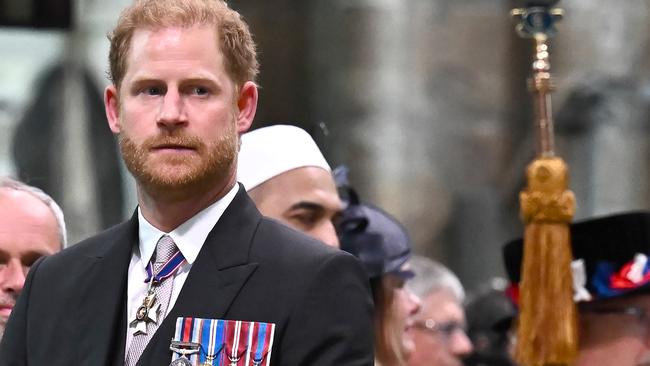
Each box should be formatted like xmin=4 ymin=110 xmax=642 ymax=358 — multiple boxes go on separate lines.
xmin=592 ymin=259 xmax=650 ymax=298
xmin=199 ymin=318 xmax=225 ymax=365
xmin=170 ymin=317 xmax=201 ymax=364
xmin=249 ymin=322 xmax=274 ymax=366
xmin=171 ymin=318 xmax=276 ymax=366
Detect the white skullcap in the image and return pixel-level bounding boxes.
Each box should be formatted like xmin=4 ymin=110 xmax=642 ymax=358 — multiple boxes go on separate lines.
xmin=237 ymin=124 xmax=332 ymax=191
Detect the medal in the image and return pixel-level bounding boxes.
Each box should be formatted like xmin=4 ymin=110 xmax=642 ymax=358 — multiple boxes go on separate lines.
xmin=129 ymin=281 xmax=161 ymax=335
xmin=170 ymin=357 xmax=192 ymax=366
xmin=225 ymin=321 xmax=248 ymax=366
xmin=198 ymin=318 xmax=224 ymax=366
xmin=249 ymin=322 xmax=274 ymax=366
xmin=201 ymin=343 xmax=223 ymax=366
xmin=169 ymin=318 xmax=276 ymax=366
xmin=201 ymin=352 xmax=217 ymax=366
xmin=228 ymin=356 xmax=241 ymax=366
xmin=169 ymin=340 xmax=200 ymax=366
xmin=136 ymin=291 xmax=157 ymax=321
xmin=131 ymin=249 xmax=186 ymax=336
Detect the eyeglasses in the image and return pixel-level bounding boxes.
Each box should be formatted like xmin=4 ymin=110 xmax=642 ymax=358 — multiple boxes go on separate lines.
xmin=413 ymin=319 xmax=468 ymax=340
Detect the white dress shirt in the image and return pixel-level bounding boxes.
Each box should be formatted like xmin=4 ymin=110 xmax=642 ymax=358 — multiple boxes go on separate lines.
xmin=124 ymin=184 xmax=239 ymax=352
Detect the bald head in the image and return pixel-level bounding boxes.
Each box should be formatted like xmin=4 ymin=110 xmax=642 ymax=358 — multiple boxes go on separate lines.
xmin=0 ymin=178 xmax=64 ymax=339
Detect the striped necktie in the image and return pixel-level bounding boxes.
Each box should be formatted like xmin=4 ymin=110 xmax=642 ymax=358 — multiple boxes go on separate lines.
xmin=125 ymin=235 xmax=183 ymax=366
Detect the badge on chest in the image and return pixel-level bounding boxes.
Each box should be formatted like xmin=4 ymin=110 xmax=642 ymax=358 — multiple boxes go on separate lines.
xmin=169 ymin=317 xmax=275 ymax=366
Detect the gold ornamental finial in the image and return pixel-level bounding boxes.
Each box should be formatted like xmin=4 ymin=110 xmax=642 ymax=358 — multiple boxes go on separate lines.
xmin=512 ymin=1 xmax=563 ymax=157
xmin=510 ymin=1 xmax=579 ymax=366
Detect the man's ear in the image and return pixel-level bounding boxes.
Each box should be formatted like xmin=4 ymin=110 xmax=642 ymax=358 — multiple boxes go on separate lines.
xmin=105 ymin=85 xmax=121 ymax=134
xmin=235 ymin=81 xmax=258 ymax=134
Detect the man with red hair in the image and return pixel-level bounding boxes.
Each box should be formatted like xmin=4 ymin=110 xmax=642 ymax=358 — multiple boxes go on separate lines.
xmin=0 ymin=1 xmax=373 ymax=364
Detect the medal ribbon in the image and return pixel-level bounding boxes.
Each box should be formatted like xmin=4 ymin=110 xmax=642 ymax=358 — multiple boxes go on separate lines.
xmin=190 ymin=318 xmax=204 ymax=365
xmin=172 ymin=318 xmax=275 ymax=366
xmin=249 ymin=322 xmax=275 ymax=366
xmin=200 ymin=319 xmax=225 ymax=365
xmin=225 ymin=321 xmax=250 ymax=365
xmin=182 ymin=317 xmax=195 ymax=343
xmin=170 ymin=317 xmax=201 ymax=363
xmin=171 ymin=318 xmax=186 ymax=362
xmin=145 ymin=249 xmax=186 ymax=283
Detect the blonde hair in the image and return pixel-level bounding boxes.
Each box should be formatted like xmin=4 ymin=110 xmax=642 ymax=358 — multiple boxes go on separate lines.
xmin=373 ymin=276 xmax=408 ymax=366
xmin=108 ymin=0 xmax=259 ymax=90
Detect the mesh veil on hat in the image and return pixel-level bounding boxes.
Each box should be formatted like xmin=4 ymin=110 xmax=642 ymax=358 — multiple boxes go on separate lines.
xmin=503 ymin=211 xmax=650 ymax=303
xmin=335 ymin=177 xmax=413 ymax=280
xmin=237 ymin=124 xmax=331 ymax=191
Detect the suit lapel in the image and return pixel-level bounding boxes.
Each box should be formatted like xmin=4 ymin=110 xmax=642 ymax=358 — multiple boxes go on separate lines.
xmin=138 ymin=186 xmax=262 ymax=365
xmin=76 ymin=214 xmax=137 ymax=365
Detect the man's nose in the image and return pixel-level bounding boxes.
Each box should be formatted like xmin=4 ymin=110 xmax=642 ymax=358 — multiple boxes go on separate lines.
xmin=0 ymin=261 xmax=26 ymax=295
xmin=451 ymin=328 xmax=474 ymax=356
xmin=156 ymin=89 xmax=188 ymax=129
xmin=407 ymin=289 xmax=422 ymax=315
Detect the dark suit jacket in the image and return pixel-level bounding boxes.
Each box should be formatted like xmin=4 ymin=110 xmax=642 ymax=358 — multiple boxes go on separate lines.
xmin=0 ymin=186 xmax=374 ymax=365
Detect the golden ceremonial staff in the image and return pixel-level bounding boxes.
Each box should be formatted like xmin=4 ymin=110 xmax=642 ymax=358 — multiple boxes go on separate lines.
xmin=511 ymin=1 xmax=578 ymax=365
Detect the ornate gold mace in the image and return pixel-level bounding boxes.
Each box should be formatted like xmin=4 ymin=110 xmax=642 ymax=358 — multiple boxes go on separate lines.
xmin=511 ymin=1 xmax=578 ymax=365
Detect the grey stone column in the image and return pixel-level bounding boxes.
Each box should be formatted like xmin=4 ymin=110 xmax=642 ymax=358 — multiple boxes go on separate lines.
xmin=552 ymin=1 xmax=650 ymax=218
xmin=556 ymin=79 xmax=650 ymax=218
xmin=307 ymin=0 xmax=449 ymax=256
xmin=307 ymin=0 xmax=515 ymax=289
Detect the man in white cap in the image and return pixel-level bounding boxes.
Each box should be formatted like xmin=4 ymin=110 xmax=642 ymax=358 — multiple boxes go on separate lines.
xmin=238 ymin=124 xmax=342 ymax=247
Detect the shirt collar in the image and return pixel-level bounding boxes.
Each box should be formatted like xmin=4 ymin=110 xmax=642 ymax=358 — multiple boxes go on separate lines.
xmin=137 ymin=184 xmax=239 ymax=267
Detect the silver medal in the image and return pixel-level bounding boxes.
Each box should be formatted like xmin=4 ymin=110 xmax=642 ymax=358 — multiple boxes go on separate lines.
xmin=169 ymin=340 xmax=201 ymax=366
xmin=170 ymin=356 xmax=193 ymax=366
xmin=228 ymin=354 xmax=242 ymax=366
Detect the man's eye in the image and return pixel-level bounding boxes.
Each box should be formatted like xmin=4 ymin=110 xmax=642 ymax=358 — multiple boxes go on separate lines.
xmin=23 ymin=256 xmax=43 ymax=268
xmin=191 ymin=86 xmax=209 ymax=96
xmin=291 ymin=213 xmax=319 ymax=228
xmin=143 ymin=86 xmax=163 ymax=96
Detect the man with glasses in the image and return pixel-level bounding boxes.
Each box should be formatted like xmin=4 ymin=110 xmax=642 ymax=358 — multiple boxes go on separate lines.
xmin=504 ymin=211 xmax=650 ymax=366
xmin=406 ymin=255 xmax=473 ymax=366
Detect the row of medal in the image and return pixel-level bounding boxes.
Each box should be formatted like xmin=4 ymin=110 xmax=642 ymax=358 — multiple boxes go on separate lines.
xmin=170 ymin=317 xmax=275 ymax=366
